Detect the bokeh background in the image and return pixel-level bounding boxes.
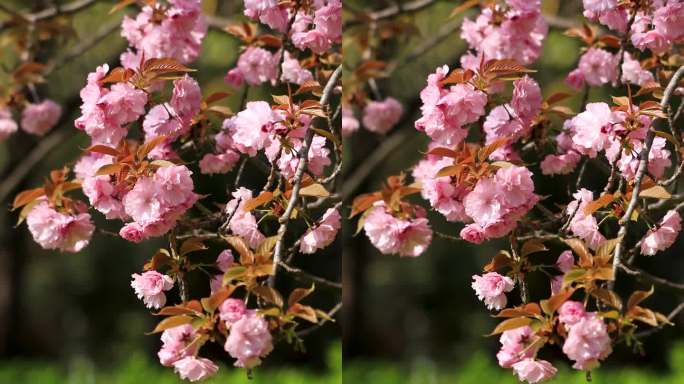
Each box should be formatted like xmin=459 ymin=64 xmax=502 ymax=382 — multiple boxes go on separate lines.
xmin=342 ymin=0 xmax=684 ymax=382
xmin=0 ymin=1 xmax=340 ymax=382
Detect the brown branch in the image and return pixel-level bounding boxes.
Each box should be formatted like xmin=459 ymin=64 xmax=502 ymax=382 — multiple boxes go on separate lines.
xmin=610 ymin=65 xmax=684 ymax=288
xmin=0 ymin=0 xmax=98 ymax=31
xmin=277 ymin=262 xmax=342 ymax=290
xmin=619 ymin=264 xmax=684 ymax=294
xmin=269 ymin=65 xmax=342 ymax=287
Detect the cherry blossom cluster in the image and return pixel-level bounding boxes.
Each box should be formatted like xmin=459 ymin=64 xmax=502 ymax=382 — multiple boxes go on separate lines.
xmin=0 ymin=99 xmax=62 ymax=142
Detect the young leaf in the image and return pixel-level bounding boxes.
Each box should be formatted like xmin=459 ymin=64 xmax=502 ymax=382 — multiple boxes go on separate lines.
xmin=489 ymin=316 xmax=534 ymax=335
xmin=149 ymin=315 xmax=193 ymax=334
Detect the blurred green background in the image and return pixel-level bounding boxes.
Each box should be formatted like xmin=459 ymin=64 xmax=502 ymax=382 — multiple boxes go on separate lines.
xmin=0 ymin=1 xmax=340 ymax=382
xmin=342 ymin=0 xmax=684 ymax=382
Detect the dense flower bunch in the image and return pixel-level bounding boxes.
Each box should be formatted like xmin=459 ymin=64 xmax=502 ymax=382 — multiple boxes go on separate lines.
xmin=13 ymin=0 xmax=342 ymax=382
xmin=348 ymin=0 xmax=684 ymax=382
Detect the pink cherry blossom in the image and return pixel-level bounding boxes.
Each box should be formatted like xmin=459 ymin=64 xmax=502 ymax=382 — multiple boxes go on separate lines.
xmin=559 ymin=301 xmax=586 ymax=327
xmin=412 ymin=153 xmax=469 ymax=222
xmin=158 ymin=324 xmax=197 ymax=366
xmin=363 ymin=202 xmax=433 ymax=257
xmin=471 ymin=272 xmax=515 ymax=310
xmin=511 ymin=76 xmax=542 ymax=124
xmin=556 ymin=250 xmax=574 ymax=273
xmin=583 ymin=0 xmax=617 ymax=13
xmin=75 ymin=65 xmax=148 ymax=145
xmin=225 ymin=188 xmax=266 ymax=249
xmin=641 ymin=210 xmax=681 ymax=256
xmin=273 ymin=133 xmax=331 ymax=179
xmin=199 ymin=152 xmax=241 ymax=175
xmin=562 ymin=314 xmax=612 ymax=370
xmin=219 ymin=298 xmax=247 ymax=326
xmin=577 ymin=48 xmax=619 ymax=87
xmin=120 ymin=0 xmax=207 ymax=65
xmin=565 ymin=68 xmax=585 ymax=90
xmin=20 ymin=99 xmax=62 ymax=136
xmin=224 ymin=311 xmax=273 ymax=368
xmin=567 ymin=189 xmax=606 ymax=250
xmin=341 ymin=105 xmax=360 ymax=137
xmin=234 ymin=47 xmax=279 ymax=86
xmin=512 ymin=359 xmax=557 ymax=384
xmin=362 ymin=97 xmax=403 ymax=134
xmin=653 ymin=3 xmax=684 ymax=43
xmin=570 ymin=102 xmax=615 ymax=158
xmin=550 ymin=276 xmax=563 ymax=295
xmin=621 ymin=52 xmax=654 ymax=86
xmin=281 ymin=51 xmax=313 ymax=85
xmin=0 ymin=107 xmax=17 ymax=140
xmin=540 ymin=151 xmax=581 ymax=175
xmin=299 ymin=208 xmax=341 ymax=254
xmin=415 ymin=67 xmax=488 ymax=145
xmin=497 ymin=326 xmax=535 ymax=368
xmin=172 ymin=356 xmax=219 ymax=382
xmin=216 ymin=249 xmax=235 ymax=272
xmin=243 ymin=0 xmax=288 ymax=32
xmin=130 ymin=270 xmax=174 ymax=309
xmin=231 ymin=102 xmax=281 ymax=156
xmin=26 ymin=200 xmax=95 ymax=253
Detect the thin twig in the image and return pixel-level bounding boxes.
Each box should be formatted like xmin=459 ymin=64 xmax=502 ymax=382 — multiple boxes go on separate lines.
xmin=635 ymin=302 xmax=684 ymax=339
xmin=277 ymin=262 xmax=342 ymax=290
xmin=610 ymin=66 xmax=684 ymax=288
xmin=269 ymin=65 xmax=342 ymax=287
xmin=296 ymin=302 xmax=342 ymax=337
xmin=619 ymin=264 xmax=684 ymax=294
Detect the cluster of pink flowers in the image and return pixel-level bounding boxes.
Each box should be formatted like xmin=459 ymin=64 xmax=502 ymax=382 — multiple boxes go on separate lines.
xmin=143 ymin=75 xmax=202 ymax=159
xmin=220 ymin=299 xmax=274 ymax=369
xmin=291 ymin=0 xmax=342 ymax=54
xmin=415 ymin=65 xmax=487 ymax=145
xmin=75 ymin=64 xmax=148 ymax=145
xmin=460 ymin=0 xmax=547 ymax=66
xmin=551 ymin=250 xmax=575 ymax=294
xmin=215 ymin=101 xmax=331 ymax=178
xmin=158 ymin=325 xmax=219 ymax=382
xmin=26 ymin=200 xmax=95 ymax=253
xmin=210 ymin=250 xmax=235 ymax=293
xmin=631 ymin=1 xmax=684 ymax=54
xmin=120 ymin=0 xmax=207 ymax=67
xmin=362 ymin=97 xmax=403 ymax=134
xmin=199 ymin=124 xmax=241 ymax=175
xmin=559 ymin=302 xmax=613 ymax=370
xmin=461 ymin=166 xmax=539 ymax=243
xmin=0 ymin=99 xmax=63 ymax=141
xmin=363 ymin=202 xmax=433 ymax=257
xmin=119 ymin=165 xmax=199 ymax=242
xmin=640 ymin=210 xmax=682 ymax=256
xmin=299 ymin=208 xmax=341 ymax=254
xmin=566 ymin=189 xmax=606 ymax=250
xmin=341 ymin=105 xmax=360 ymax=137
xmin=225 ymin=188 xmax=266 ymax=249
xmin=566 ymin=48 xmax=619 ymax=89
xmin=471 ymin=272 xmax=515 ymax=310
xmin=496 ymin=325 xmax=560 ymax=384
xmin=130 ymin=270 xmax=174 ymax=309
xmin=226 ymin=47 xmax=279 ymax=87
xmin=20 ymin=99 xmax=62 ymax=136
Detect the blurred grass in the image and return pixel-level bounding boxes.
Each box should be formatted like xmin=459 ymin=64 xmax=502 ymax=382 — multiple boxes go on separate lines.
xmin=344 ymin=343 xmax=684 ymax=384
xmin=0 ymin=343 xmax=341 ymax=384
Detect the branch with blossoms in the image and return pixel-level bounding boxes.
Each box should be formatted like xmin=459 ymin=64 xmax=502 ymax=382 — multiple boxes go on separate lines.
xmin=9 ymin=0 xmax=341 ymax=382
xmin=346 ymin=1 xmax=684 ymax=383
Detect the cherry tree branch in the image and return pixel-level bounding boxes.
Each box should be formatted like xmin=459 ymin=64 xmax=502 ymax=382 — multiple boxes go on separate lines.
xmin=619 ymin=264 xmax=684 ymax=294
xmin=610 ymin=65 xmax=684 ymax=289
xmin=277 ymin=262 xmax=342 ymax=290
xmin=0 ymin=0 xmax=98 ymax=31
xmin=635 ymin=302 xmax=684 ymax=339
xmin=269 ymin=65 xmax=342 ymax=287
